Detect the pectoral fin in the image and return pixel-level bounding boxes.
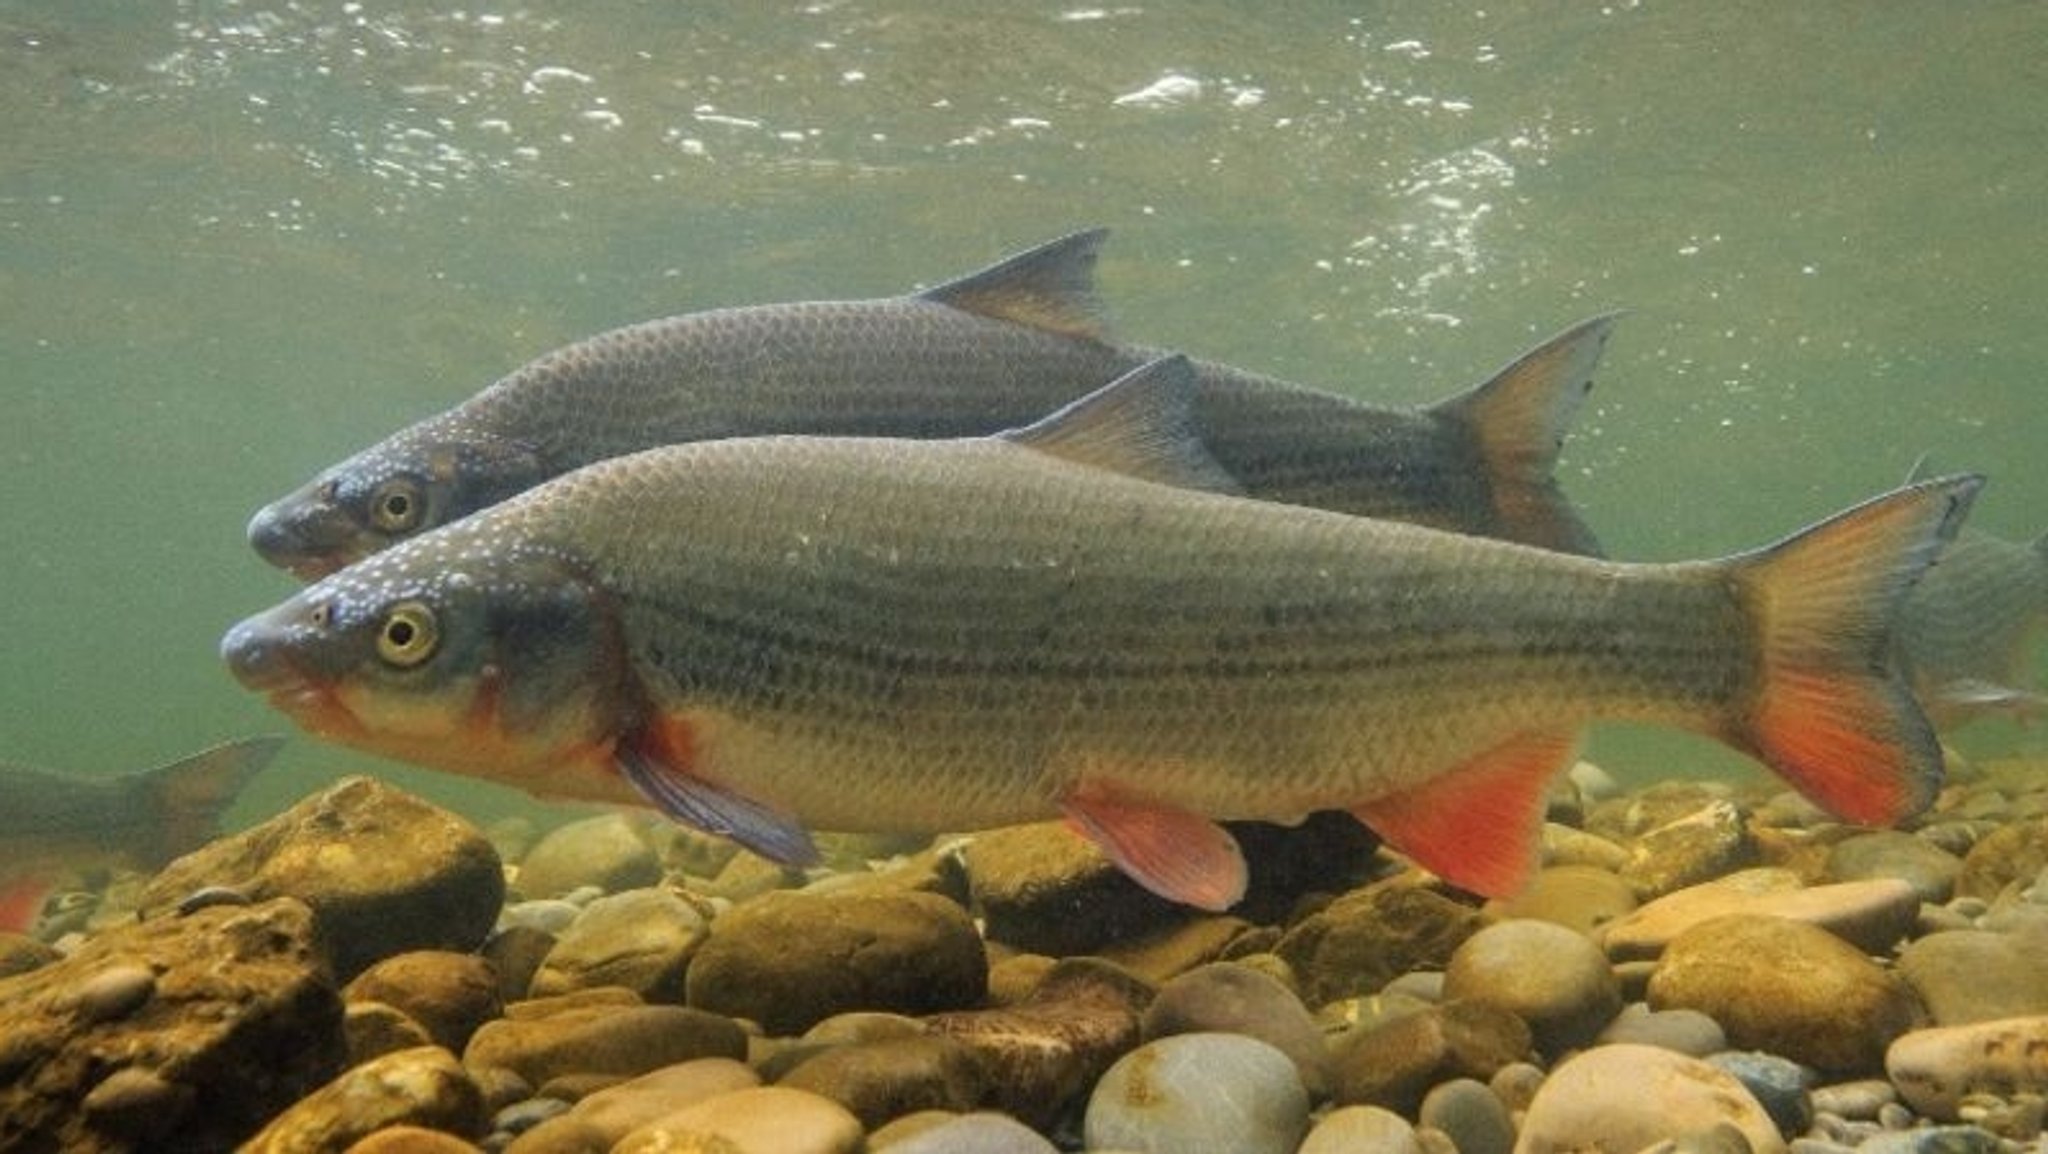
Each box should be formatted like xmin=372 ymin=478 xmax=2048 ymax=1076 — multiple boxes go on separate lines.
xmin=1352 ymin=729 xmax=1579 ymax=897
xmin=1062 ymin=791 xmax=1248 ymax=911
xmin=616 ymin=724 xmax=819 ymax=866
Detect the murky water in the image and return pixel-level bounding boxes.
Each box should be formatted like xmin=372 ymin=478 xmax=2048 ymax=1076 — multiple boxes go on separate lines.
xmin=4 ymin=0 xmax=2045 ymax=827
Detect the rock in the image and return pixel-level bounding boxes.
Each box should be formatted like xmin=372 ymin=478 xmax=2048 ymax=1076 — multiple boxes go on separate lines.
xmin=813 ymin=839 xmax=973 ymax=907
xmin=1886 ymin=1015 xmax=2048 ymax=1120
xmin=481 ymin=926 xmax=556 ymax=1003
xmin=1140 ymin=961 xmax=1329 ymax=1094
xmin=1442 ymin=918 xmax=1622 ymax=1056
xmin=137 ymin=776 xmax=504 ymax=980
xmin=686 ymin=889 xmax=984 ymax=1035
xmin=1707 ymin=1051 xmax=1813 ymax=1137
xmin=528 ymin=887 xmax=708 ymax=1003
xmin=1648 ymin=914 xmax=1925 ymax=1074
xmin=611 ymin=1085 xmax=862 ymax=1154
xmin=1808 ymin=1077 xmax=1896 ymax=1120
xmin=345 ymin=999 xmax=437 ymax=1063
xmin=240 ymin=1045 xmax=483 ymax=1153
xmin=868 ymin=1110 xmax=1059 ymax=1153
xmin=346 ymin=951 xmax=504 ymax=1051
xmin=465 ymin=1002 xmax=747 ymax=1088
xmin=0 ymin=896 xmax=343 ymax=1153
xmin=1594 ymin=1002 xmax=1728 ymax=1056
xmin=1956 ymin=816 xmax=2048 ymax=900
xmin=1096 ymin=915 xmax=1253 ymax=983
xmin=1083 ymin=1033 xmax=1309 ymax=1154
xmin=1897 ymin=930 xmax=2048 ymax=1025
xmin=1854 ymin=1127 xmax=2005 ymax=1154
xmin=1603 ymin=871 xmax=1920 ymax=961
xmin=1418 ymin=1077 xmax=1515 ymax=1154
xmin=515 ymin=814 xmax=662 ymax=899
xmin=344 ymin=1125 xmax=487 ymax=1153
xmin=1620 ymin=801 xmax=1760 ymax=899
xmin=1493 ymin=864 xmax=1637 ymax=935
xmin=1330 ymin=999 xmax=1533 ymax=1115
xmin=1513 ymin=1043 xmax=1786 ymax=1154
xmin=1274 ymin=881 xmax=1490 ymax=1006
xmin=964 ymin=821 xmax=1184 ymax=955
xmin=1825 ymin=831 xmax=1963 ymax=903
xmin=1587 ymin=782 xmax=1742 ymax=842
xmin=1298 ymin=1105 xmax=1424 ymax=1154
xmin=778 ymin=1035 xmax=988 ymax=1129
xmin=0 ymin=932 xmax=61 ymax=977
xmin=508 ymin=1058 xmax=761 ymax=1150
xmin=925 ymin=958 xmax=1153 ymax=1131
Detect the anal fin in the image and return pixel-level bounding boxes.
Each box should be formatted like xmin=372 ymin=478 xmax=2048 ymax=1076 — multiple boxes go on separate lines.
xmin=1062 ymin=791 xmax=1247 ymax=912
xmin=1351 ymin=729 xmax=1579 ymax=897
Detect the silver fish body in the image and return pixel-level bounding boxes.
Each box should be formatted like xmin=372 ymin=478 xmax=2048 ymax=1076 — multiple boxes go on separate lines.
xmin=224 ymin=362 xmax=1975 ymax=909
xmin=248 ymin=230 xmax=1609 ymax=577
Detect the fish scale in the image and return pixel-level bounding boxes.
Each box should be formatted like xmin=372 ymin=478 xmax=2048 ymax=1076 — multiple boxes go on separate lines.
xmin=226 ymin=358 xmax=1977 ymax=910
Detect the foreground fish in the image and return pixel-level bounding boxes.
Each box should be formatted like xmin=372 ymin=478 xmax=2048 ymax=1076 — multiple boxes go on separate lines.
xmin=1895 ymin=467 xmax=2048 ymax=726
xmin=0 ymin=736 xmax=284 ymax=932
xmin=248 ymin=229 xmax=1612 ymax=579
xmin=222 ymin=361 xmax=1975 ymax=910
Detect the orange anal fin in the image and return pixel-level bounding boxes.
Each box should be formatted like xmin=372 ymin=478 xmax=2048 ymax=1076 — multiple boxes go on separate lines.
xmin=0 ymin=875 xmax=54 ymax=934
xmin=617 ymin=717 xmax=819 ymax=867
xmin=1351 ymin=730 xmax=1579 ymax=898
xmin=1062 ymin=792 xmax=1247 ymax=912
xmin=1748 ymin=670 xmax=1932 ymax=827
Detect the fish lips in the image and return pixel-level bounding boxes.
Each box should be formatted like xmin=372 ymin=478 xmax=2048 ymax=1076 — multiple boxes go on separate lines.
xmin=220 ymin=610 xmax=364 ymax=738
xmin=246 ymin=496 xmax=359 ymax=580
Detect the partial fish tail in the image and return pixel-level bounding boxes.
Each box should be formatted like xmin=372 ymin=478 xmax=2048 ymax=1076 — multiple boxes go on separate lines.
xmin=1729 ymin=475 xmax=1983 ymax=825
xmin=1429 ymin=313 xmax=1620 ymax=557
xmin=134 ymin=735 xmax=286 ymax=864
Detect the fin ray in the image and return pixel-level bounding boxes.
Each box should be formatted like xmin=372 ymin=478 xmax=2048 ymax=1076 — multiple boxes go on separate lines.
xmin=1062 ymin=791 xmax=1247 ymax=911
xmin=918 ymin=228 xmax=1111 ymax=340
xmin=617 ymin=723 xmax=819 ymax=866
xmin=1352 ymin=729 xmax=1578 ymax=897
xmin=1001 ymin=356 xmax=1242 ymax=493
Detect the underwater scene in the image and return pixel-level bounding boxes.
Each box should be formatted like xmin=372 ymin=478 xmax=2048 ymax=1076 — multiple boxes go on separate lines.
xmin=4 ymin=2 xmax=2048 ymax=1150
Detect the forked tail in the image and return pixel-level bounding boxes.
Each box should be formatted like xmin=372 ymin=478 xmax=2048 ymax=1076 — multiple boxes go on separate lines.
xmin=1731 ymin=475 xmax=1982 ymax=825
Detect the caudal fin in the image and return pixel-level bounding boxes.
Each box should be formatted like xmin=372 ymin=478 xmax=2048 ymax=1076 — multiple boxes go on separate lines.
xmin=133 ymin=735 xmax=286 ymax=864
xmin=1429 ymin=314 xmax=1620 ymax=557
xmin=1731 ymin=475 xmax=1983 ymax=826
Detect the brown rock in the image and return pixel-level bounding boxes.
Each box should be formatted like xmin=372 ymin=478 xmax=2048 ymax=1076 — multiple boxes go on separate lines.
xmin=1514 ymin=1043 xmax=1786 ymax=1153
xmin=346 ymin=951 xmax=503 ymax=1051
xmin=686 ymin=889 xmax=985 ymax=1035
xmin=1274 ymin=881 xmax=1489 ymax=1006
xmin=1648 ymin=913 xmax=1925 ymax=1073
xmin=1492 ymin=864 xmax=1637 ymax=936
xmin=345 ymin=1126 xmax=488 ymax=1153
xmin=1619 ymin=801 xmax=1759 ymax=899
xmin=1957 ymin=815 xmax=2048 ymax=900
xmin=1897 ymin=928 xmax=2048 ymax=1025
xmin=1330 ymin=999 xmax=1533 ymax=1115
xmin=558 ymin=1058 xmax=761 ymax=1145
xmin=612 ymin=1085 xmax=862 ymax=1153
xmin=778 ymin=1035 xmax=990 ymax=1129
xmin=240 ymin=1045 xmax=484 ymax=1153
xmin=0 ymin=896 xmax=343 ymax=1153
xmin=137 ymin=776 xmax=504 ymax=980
xmin=515 ymin=814 xmax=662 ymax=899
xmin=345 ymin=1000 xmax=436 ymax=1064
xmin=529 ymin=887 xmax=708 ymax=1002
xmin=1887 ymin=1014 xmax=2048 ymax=1120
xmin=1442 ymin=919 xmax=1622 ymax=1056
xmin=1600 ymin=869 xmax=1917 ymax=961
xmin=965 ymin=821 xmax=1182 ymax=956
xmin=466 ymin=1003 xmax=747 ymax=1087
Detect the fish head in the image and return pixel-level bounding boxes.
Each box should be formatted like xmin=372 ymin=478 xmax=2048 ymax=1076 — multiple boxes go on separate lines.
xmin=247 ymin=420 xmax=547 ymax=580
xmin=221 ymin=530 xmax=631 ymax=790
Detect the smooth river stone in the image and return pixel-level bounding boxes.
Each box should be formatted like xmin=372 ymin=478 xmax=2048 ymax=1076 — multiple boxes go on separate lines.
xmin=1140 ymin=961 xmax=1329 ymax=1094
xmin=1824 ymin=830 xmax=1963 ymax=903
xmin=1886 ymin=1015 xmax=2048 ymax=1120
xmin=1512 ymin=1043 xmax=1786 ymax=1154
xmin=612 ymin=1085 xmax=863 ymax=1154
xmin=1895 ymin=928 xmax=2048 ymax=1025
xmin=528 ymin=887 xmax=708 ymax=1003
xmin=1297 ymin=1105 xmax=1424 ymax=1154
xmin=1083 ymin=1032 xmax=1309 ymax=1154
xmin=1442 ymin=918 xmax=1622 ymax=1056
xmin=1602 ymin=870 xmax=1919 ymax=960
xmin=514 ymin=814 xmax=662 ymax=900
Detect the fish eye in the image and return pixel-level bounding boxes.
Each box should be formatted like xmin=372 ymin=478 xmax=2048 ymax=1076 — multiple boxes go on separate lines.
xmin=368 ymin=478 xmax=425 ymax=534
xmin=309 ymin=601 xmax=334 ymax=630
xmin=376 ymin=601 xmax=440 ymax=668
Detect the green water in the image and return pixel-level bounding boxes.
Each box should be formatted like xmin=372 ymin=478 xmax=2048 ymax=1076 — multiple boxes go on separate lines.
xmin=4 ymin=1 xmax=2045 ymax=828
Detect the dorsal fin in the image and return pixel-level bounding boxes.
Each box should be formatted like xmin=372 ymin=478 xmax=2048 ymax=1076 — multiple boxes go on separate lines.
xmin=1903 ymin=452 xmax=1933 ymax=484
xmin=1001 ymin=356 xmax=1242 ymax=493
xmin=917 ymin=228 xmax=1112 ymax=340
xmin=131 ymin=735 xmax=285 ymax=864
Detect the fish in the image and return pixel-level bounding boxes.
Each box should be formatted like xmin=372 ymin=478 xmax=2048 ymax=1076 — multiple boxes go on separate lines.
xmin=0 ymin=736 xmax=284 ymax=933
xmin=246 ymin=228 xmax=1612 ymax=580
xmin=1896 ymin=460 xmax=2048 ymax=726
xmin=220 ymin=360 xmax=1976 ymax=911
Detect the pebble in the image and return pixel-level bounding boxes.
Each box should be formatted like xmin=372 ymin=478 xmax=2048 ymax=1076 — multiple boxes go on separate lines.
xmin=1619 ymin=800 xmax=1759 ymax=899
xmin=345 ymin=999 xmax=436 ymax=1064
xmin=346 ymin=950 xmax=504 ymax=1052
xmin=465 ymin=1003 xmax=746 ymax=1088
xmin=777 ymin=1035 xmax=989 ymax=1129
xmin=1854 ymin=1127 xmax=2004 ymax=1154
xmin=1083 ymin=1032 xmax=1309 ymax=1154
xmin=1139 ymin=961 xmax=1329 ymax=1093
xmin=867 ymin=1109 xmax=1060 ymax=1153
xmin=1955 ymin=815 xmax=2048 ymax=900
xmin=1886 ymin=1015 xmax=2048 ymax=1120
xmin=71 ymin=962 xmax=157 ymax=1024
xmin=1417 ymin=1076 xmax=1514 ymax=1154
xmin=1493 ymin=863 xmax=1638 ymax=934
xmin=1594 ymin=1002 xmax=1728 ymax=1056
xmin=685 ymin=889 xmax=986 ymax=1035
xmin=1809 ymin=1077 xmax=1897 ymax=1120
xmin=1825 ymin=831 xmax=1964 ymax=904
xmin=1273 ymin=882 xmax=1489 ymax=1006
xmin=1896 ymin=929 xmax=2048 ymax=1025
xmin=1708 ymin=1050 xmax=1814 ymax=1137
xmin=1298 ymin=1105 xmax=1424 ymax=1154
xmin=1330 ymin=998 xmax=1532 ymax=1115
xmin=498 ymin=900 xmax=585 ymax=936
xmin=964 ymin=821 xmax=1184 ymax=956
xmin=1602 ymin=871 xmax=1920 ymax=961
xmin=343 ymin=1125 xmax=486 ymax=1153
xmin=1442 ymin=918 xmax=1622 ymax=1056
xmin=529 ymin=887 xmax=708 ymax=1002
xmin=611 ymin=1085 xmax=862 ymax=1154
xmin=504 ymin=1058 xmax=760 ymax=1151
xmin=1514 ymin=1043 xmax=1787 ymax=1154
xmin=239 ymin=1045 xmax=485 ymax=1153
xmin=514 ymin=813 xmax=662 ymax=900
xmin=1648 ymin=913 xmax=1925 ymax=1073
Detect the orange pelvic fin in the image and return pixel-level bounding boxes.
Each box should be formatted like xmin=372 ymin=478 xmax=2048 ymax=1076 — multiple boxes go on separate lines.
xmin=1428 ymin=313 xmax=1618 ymax=556
xmin=1352 ymin=728 xmax=1579 ymax=897
xmin=1062 ymin=791 xmax=1248 ymax=912
xmin=1732 ymin=474 xmax=1982 ymax=826
xmin=0 ymin=875 xmax=54 ymax=934
xmin=618 ymin=716 xmax=819 ymax=866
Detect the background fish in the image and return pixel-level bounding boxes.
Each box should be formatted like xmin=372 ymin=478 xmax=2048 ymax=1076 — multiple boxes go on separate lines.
xmin=247 ymin=229 xmax=1612 ymax=578
xmin=222 ymin=361 xmax=1974 ymax=911
xmin=0 ymin=735 xmax=284 ymax=932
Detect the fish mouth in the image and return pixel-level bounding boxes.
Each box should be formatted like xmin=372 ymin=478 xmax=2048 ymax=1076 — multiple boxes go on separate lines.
xmin=220 ymin=617 xmax=366 ymax=740
xmin=246 ymin=500 xmax=361 ymax=581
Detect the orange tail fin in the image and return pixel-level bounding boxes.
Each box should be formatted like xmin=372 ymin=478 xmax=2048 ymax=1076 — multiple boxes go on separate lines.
xmin=1731 ymin=475 xmax=1982 ymax=825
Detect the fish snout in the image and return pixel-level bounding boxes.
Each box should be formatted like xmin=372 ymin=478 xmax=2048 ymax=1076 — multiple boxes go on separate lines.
xmin=220 ymin=613 xmax=310 ymax=693
xmin=246 ymin=497 xmax=350 ymax=580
